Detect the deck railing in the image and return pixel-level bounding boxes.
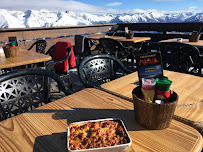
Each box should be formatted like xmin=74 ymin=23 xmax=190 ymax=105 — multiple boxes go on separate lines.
xmin=0 ymin=22 xmax=203 ymax=51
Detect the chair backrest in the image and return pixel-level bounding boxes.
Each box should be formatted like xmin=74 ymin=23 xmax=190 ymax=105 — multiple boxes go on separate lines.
xmin=53 ymin=41 xmax=76 ymax=73
xmin=159 ymin=42 xmax=201 ymax=73
xmin=99 ymin=38 xmax=128 ymax=60
xmin=108 ymin=25 xmax=119 ymax=36
xmin=139 ymin=42 xmax=161 ymax=54
xmin=28 ymin=40 xmax=47 ymax=54
xmin=0 ymin=69 xmax=72 ymax=121
xmin=78 ymin=54 xmax=132 ymax=88
xmin=45 ymin=45 xmax=55 ymax=58
xmin=74 ymin=35 xmax=85 ymax=55
xmin=74 ymin=35 xmax=95 ymax=56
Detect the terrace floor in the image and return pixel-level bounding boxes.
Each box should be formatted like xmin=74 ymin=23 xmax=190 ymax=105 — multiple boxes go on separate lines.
xmin=49 ymin=68 xmax=85 ymax=102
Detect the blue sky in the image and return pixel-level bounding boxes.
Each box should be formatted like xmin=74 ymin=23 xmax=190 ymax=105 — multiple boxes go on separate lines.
xmin=0 ymin=0 xmax=202 ymax=13
xmin=74 ymin=0 xmax=202 ymax=11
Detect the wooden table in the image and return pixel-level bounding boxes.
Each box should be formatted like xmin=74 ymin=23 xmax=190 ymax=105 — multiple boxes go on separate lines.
xmin=101 ymin=70 xmax=203 ymax=131
xmin=160 ymin=38 xmax=203 ymax=49
xmin=0 ymin=48 xmax=52 ymax=69
xmin=0 ymin=88 xmax=202 ymax=152
xmin=87 ymin=35 xmax=151 ymax=43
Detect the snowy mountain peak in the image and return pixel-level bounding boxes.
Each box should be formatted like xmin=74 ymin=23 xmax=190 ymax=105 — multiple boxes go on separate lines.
xmin=0 ymin=9 xmax=202 ymax=29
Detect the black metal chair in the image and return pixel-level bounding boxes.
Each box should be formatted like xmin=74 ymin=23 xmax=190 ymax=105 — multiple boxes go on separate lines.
xmin=0 ymin=68 xmax=72 ymax=121
xmin=28 ymin=40 xmax=47 ymax=54
xmin=99 ymin=38 xmax=129 ymax=59
xmin=106 ymin=24 xmax=119 ymax=36
xmin=78 ymin=54 xmax=133 ymax=88
xmin=27 ymin=40 xmax=47 ymax=68
xmin=74 ymin=35 xmax=98 ymax=63
xmin=45 ymin=43 xmax=73 ymax=89
xmin=99 ymin=38 xmax=137 ymax=70
xmin=159 ymin=42 xmax=203 ymax=76
xmin=45 ymin=44 xmax=55 ymax=58
xmin=138 ymin=42 xmax=161 ymax=54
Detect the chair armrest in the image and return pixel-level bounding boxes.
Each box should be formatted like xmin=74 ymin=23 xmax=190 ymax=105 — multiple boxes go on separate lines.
xmin=46 ymin=46 xmax=71 ymax=70
xmin=45 ymin=45 xmax=55 ymax=55
xmin=27 ymin=42 xmax=36 ymax=51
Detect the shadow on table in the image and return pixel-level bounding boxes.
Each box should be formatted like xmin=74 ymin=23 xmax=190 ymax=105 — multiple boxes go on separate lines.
xmin=33 ymin=131 xmax=134 ymax=152
xmin=32 ymin=108 xmax=144 ymax=152
xmin=131 ymin=80 xmax=140 ymax=85
xmin=29 ymin=108 xmax=146 ymax=132
xmin=33 ymin=132 xmax=67 ymax=152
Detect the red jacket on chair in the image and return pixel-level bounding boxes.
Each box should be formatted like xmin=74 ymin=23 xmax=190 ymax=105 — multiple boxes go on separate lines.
xmin=53 ymin=41 xmax=76 ymax=73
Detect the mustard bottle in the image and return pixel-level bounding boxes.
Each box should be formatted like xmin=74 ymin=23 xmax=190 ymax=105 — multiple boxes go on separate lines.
xmin=141 ymin=77 xmax=156 ymax=103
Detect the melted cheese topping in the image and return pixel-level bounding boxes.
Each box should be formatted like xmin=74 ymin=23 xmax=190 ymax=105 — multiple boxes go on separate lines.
xmin=69 ymin=120 xmax=128 ymax=150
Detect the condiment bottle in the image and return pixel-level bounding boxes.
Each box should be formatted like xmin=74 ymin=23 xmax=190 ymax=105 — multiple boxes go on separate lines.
xmin=141 ymin=77 xmax=156 ymax=103
xmin=155 ymin=78 xmax=172 ymax=103
xmin=125 ymin=27 xmax=129 ymax=34
xmin=10 ymin=41 xmax=16 ymax=47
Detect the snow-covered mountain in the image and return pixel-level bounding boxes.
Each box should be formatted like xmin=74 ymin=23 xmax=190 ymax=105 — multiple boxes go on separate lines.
xmin=0 ymin=9 xmax=202 ymax=29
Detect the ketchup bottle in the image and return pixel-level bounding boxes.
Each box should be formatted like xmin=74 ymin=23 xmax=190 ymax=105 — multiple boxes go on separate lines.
xmin=10 ymin=41 xmax=16 ymax=47
xmin=155 ymin=78 xmax=172 ymax=103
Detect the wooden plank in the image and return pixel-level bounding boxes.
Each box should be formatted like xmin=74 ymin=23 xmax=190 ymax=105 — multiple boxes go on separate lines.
xmin=22 ymin=26 xmax=112 ymax=40
xmin=101 ymin=71 xmax=203 ymax=105
xmin=160 ymin=38 xmax=203 ymax=48
xmin=0 ymin=48 xmax=52 ymax=69
xmin=0 ymin=88 xmax=202 ymax=152
xmin=117 ymin=23 xmax=203 ymax=32
xmin=0 ymin=31 xmax=24 ymax=42
xmin=101 ymin=71 xmax=203 ymax=130
xmin=23 ymin=37 xmax=75 ymax=53
xmin=0 ymin=24 xmax=116 ymax=32
xmin=106 ymin=36 xmax=151 ymax=43
xmin=87 ymin=35 xmax=151 ymax=43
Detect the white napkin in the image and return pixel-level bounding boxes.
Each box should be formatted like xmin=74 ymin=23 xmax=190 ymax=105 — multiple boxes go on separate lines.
xmin=0 ymin=47 xmax=4 ymax=53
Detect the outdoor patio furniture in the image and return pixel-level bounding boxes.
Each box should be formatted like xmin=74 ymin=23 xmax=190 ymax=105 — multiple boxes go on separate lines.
xmin=0 ymin=87 xmax=202 ymax=152
xmin=99 ymin=38 xmax=129 ymax=59
xmin=26 ymin=40 xmax=48 ymax=68
xmin=45 ymin=42 xmax=76 ymax=89
xmin=99 ymin=38 xmax=139 ymax=70
xmin=74 ymin=35 xmax=97 ymax=63
xmin=0 ymin=48 xmax=52 ymax=70
xmin=0 ymin=68 xmax=72 ymax=121
xmin=27 ymin=40 xmax=47 ymax=54
xmin=106 ymin=24 xmax=119 ymax=36
xmin=159 ymin=42 xmax=203 ymax=76
xmin=138 ymin=42 xmax=161 ymax=54
xmin=45 ymin=44 xmax=55 ymax=57
xmin=160 ymin=38 xmax=203 ymax=49
xmin=101 ymin=70 xmax=203 ymax=132
xmin=78 ymin=54 xmax=133 ymax=88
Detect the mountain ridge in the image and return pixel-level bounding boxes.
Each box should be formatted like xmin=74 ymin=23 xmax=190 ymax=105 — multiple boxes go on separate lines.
xmin=0 ymin=9 xmax=202 ymax=29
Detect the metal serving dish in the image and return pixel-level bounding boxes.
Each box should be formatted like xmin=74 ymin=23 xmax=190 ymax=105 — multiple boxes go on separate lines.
xmin=67 ymin=118 xmax=132 ymax=152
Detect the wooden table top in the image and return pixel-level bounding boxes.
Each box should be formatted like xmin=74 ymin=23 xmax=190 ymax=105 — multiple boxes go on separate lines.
xmin=0 ymin=88 xmax=202 ymax=152
xmin=101 ymin=71 xmax=203 ymax=131
xmin=0 ymin=48 xmax=52 ymax=69
xmin=160 ymin=38 xmax=203 ymax=49
xmin=87 ymin=35 xmax=151 ymax=43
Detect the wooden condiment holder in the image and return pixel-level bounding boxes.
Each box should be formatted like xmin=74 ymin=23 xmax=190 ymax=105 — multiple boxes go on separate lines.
xmin=132 ymin=86 xmax=178 ymax=130
xmin=189 ymin=31 xmax=201 ymax=42
xmin=3 ymin=46 xmax=19 ymax=58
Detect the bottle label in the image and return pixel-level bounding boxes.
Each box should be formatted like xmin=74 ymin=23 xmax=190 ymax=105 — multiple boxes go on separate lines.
xmin=155 ymin=90 xmax=171 ymax=102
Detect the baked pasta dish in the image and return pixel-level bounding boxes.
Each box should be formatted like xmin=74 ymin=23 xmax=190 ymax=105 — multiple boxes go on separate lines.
xmin=68 ymin=120 xmax=129 ymax=150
